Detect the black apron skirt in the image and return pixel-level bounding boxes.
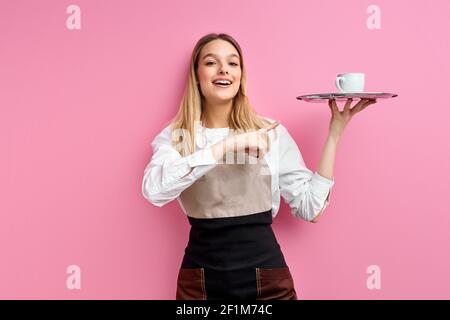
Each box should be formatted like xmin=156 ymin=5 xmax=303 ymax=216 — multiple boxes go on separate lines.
xmin=176 ymin=209 xmax=298 ymax=300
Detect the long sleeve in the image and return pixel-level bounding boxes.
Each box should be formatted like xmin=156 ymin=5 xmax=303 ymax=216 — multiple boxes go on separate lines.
xmin=142 ymin=126 xmax=219 ymax=207
xmin=278 ymin=125 xmax=335 ymax=222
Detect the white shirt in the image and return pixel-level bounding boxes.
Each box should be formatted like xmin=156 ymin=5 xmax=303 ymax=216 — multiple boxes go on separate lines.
xmin=142 ymin=117 xmax=335 ymax=222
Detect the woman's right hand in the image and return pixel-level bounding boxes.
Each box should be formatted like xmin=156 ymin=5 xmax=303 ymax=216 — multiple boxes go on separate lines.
xmin=212 ymin=121 xmax=280 ymax=161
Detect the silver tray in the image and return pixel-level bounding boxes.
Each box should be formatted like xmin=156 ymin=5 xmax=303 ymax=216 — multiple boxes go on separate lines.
xmin=296 ymin=92 xmax=398 ymax=103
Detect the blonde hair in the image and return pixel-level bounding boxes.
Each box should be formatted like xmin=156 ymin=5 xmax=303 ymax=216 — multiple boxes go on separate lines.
xmin=167 ymin=33 xmax=276 ymax=157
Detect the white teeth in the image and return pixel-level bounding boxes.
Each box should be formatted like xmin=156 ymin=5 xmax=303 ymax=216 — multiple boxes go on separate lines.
xmin=214 ymin=80 xmax=231 ymax=85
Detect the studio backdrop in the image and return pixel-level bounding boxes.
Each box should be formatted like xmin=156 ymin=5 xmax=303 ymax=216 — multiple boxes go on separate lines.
xmin=1 ymin=0 xmax=449 ymax=299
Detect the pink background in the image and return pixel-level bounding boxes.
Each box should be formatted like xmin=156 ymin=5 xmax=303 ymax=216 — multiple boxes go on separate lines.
xmin=1 ymin=0 xmax=449 ymax=299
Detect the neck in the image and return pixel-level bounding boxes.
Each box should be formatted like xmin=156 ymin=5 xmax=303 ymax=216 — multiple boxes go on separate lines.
xmin=201 ymin=99 xmax=233 ymax=128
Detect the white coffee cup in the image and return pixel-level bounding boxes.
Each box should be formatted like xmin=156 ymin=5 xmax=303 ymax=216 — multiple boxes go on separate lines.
xmin=335 ymin=73 xmax=365 ymax=93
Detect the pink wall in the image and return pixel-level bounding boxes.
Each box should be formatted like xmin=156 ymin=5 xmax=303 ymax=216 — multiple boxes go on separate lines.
xmin=1 ymin=0 xmax=449 ymax=299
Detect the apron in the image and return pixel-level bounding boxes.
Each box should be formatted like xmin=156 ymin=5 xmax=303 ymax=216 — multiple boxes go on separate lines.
xmin=176 ymin=151 xmax=298 ymax=300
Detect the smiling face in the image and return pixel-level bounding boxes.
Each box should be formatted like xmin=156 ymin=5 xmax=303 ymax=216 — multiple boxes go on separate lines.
xmin=196 ymin=39 xmax=242 ymax=104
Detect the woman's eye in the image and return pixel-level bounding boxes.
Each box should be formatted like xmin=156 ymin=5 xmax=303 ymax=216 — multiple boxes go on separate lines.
xmin=206 ymin=61 xmax=239 ymax=66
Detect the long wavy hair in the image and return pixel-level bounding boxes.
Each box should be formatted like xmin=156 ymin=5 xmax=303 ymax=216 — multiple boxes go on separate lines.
xmin=167 ymin=33 xmax=275 ymax=157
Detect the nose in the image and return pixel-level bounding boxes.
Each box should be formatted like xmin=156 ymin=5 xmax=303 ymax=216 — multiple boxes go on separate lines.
xmin=219 ymin=65 xmax=229 ymax=75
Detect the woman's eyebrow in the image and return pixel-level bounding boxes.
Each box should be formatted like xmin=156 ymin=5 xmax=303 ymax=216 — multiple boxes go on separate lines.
xmin=202 ymin=53 xmax=240 ymax=60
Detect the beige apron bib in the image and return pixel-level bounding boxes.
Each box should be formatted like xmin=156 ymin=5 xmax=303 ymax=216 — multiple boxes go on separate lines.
xmin=180 ymin=152 xmax=272 ymax=219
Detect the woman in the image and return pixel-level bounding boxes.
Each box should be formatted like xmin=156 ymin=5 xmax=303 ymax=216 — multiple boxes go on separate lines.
xmin=142 ymin=33 xmax=377 ymax=300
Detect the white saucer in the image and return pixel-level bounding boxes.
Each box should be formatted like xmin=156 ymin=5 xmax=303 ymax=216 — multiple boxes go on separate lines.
xmin=297 ymin=92 xmax=398 ymax=103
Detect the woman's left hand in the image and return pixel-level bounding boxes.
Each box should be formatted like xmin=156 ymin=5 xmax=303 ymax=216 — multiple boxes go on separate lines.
xmin=328 ymin=98 xmax=377 ymax=138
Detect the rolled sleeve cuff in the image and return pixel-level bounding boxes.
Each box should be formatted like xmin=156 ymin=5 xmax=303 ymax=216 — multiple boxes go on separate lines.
xmin=160 ymin=148 xmax=218 ymax=188
xmin=186 ymin=147 xmax=218 ymax=168
xmin=161 ymin=158 xmax=192 ymax=187
xmin=311 ymin=172 xmax=335 ymax=202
